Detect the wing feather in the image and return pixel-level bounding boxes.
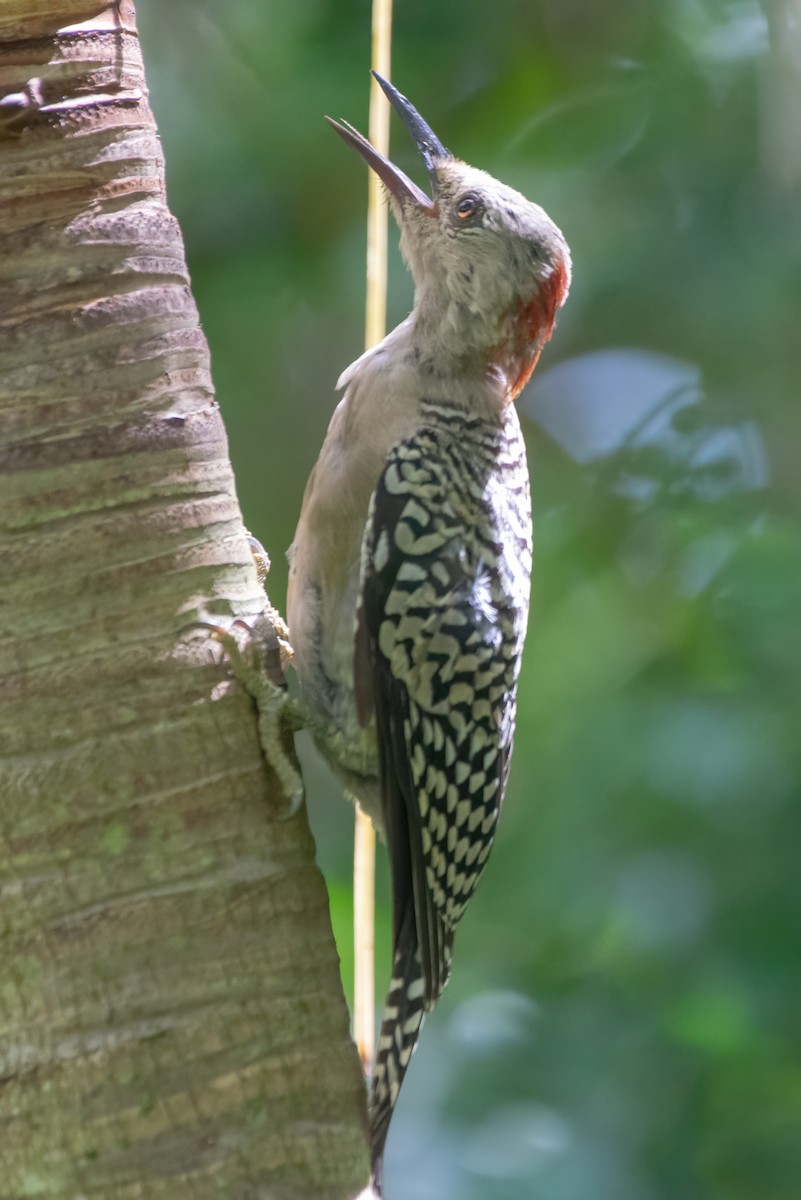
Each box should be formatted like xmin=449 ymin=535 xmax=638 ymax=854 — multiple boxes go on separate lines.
xmin=356 ymin=421 xmax=528 ymax=1006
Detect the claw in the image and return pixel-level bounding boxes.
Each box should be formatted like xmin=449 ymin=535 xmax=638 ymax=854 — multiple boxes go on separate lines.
xmin=246 ymin=531 xmax=271 ymax=588
xmin=189 ymin=615 xmax=306 ymax=820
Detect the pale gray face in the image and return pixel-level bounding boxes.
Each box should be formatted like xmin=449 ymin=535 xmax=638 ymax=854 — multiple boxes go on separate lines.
xmin=396 ymin=159 xmax=571 ymax=321
xmin=436 ymin=165 xmax=568 ymax=274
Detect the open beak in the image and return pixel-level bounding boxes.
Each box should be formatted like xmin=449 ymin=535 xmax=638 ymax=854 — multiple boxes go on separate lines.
xmin=326 ymin=71 xmax=452 ymax=215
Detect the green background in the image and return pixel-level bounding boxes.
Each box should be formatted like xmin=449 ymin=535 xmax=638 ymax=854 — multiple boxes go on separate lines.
xmin=138 ymin=3 xmax=800 ymax=1197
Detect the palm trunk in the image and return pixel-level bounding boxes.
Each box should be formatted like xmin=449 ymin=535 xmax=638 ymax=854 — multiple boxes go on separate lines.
xmin=0 ymin=4 xmax=369 ymax=1196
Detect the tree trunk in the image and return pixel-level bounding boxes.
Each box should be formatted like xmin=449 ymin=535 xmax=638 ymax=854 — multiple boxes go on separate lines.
xmin=0 ymin=4 xmax=369 ymax=1197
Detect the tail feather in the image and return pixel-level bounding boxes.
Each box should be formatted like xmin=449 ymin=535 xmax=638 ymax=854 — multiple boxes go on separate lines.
xmin=368 ymin=929 xmax=426 ymax=1193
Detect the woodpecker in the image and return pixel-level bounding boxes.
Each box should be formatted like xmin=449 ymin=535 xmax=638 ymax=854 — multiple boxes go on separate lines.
xmin=287 ymin=74 xmax=570 ymax=1193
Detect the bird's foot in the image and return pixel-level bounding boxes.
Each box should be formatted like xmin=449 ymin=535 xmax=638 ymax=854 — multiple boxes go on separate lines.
xmin=188 ymin=509 xmax=311 ymax=822
xmin=193 ymin=613 xmax=307 ymax=819
xmin=243 ymin=530 xmax=294 ymax=675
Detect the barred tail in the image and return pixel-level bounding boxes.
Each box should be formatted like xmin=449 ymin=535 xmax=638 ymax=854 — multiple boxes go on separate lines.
xmin=368 ymin=923 xmax=426 ymax=1195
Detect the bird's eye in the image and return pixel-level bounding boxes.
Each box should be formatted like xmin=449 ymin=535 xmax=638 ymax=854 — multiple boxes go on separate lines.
xmin=456 ymin=195 xmax=479 ymax=220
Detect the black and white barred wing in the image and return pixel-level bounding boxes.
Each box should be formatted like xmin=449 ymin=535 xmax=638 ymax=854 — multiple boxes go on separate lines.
xmin=355 ymin=418 xmax=531 ymax=1175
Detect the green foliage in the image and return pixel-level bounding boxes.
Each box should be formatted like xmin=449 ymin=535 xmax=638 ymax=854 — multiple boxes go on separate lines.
xmin=138 ymin=2 xmax=800 ymax=1196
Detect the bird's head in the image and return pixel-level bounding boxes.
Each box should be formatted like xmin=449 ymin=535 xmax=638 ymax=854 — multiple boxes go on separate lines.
xmin=328 ymin=73 xmax=571 ymax=400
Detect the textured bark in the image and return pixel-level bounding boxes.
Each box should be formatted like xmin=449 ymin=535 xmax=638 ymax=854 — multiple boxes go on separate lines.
xmin=0 ymin=3 xmax=369 ymax=1197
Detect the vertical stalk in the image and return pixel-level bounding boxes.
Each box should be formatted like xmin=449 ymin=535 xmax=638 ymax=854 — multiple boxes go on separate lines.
xmin=760 ymin=0 xmax=801 ymax=199
xmin=354 ymin=0 xmax=394 ymax=1073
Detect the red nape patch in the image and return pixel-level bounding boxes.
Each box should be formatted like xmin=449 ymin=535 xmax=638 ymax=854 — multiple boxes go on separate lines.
xmin=502 ymin=261 xmax=570 ymax=399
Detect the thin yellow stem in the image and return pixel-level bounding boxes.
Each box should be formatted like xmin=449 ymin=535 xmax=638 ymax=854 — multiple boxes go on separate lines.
xmin=364 ymin=0 xmax=393 ymax=351
xmin=354 ymin=805 xmax=377 ymax=1071
xmin=354 ymin=0 xmax=393 ymax=1076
